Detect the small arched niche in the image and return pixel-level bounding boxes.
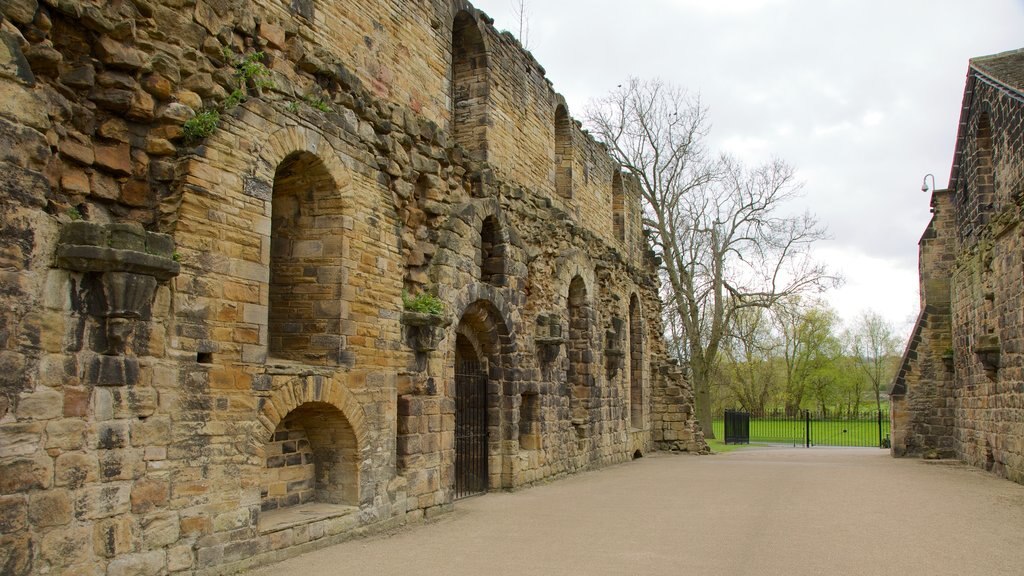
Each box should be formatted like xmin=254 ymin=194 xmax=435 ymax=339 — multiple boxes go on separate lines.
xmin=555 ymin=104 xmax=573 ymax=198
xmin=452 ymin=10 xmax=488 ymax=161
xmin=479 ymin=215 xmax=506 ymax=286
xmin=269 ymin=151 xmax=345 ymax=365
xmin=567 ymin=276 xmax=592 ymax=436
xmin=260 ymin=401 xmax=358 ymax=532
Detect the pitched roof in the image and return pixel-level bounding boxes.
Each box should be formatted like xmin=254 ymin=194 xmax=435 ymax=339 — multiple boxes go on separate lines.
xmin=948 ymin=48 xmax=1024 ymax=191
xmin=971 ymin=48 xmax=1024 ymax=94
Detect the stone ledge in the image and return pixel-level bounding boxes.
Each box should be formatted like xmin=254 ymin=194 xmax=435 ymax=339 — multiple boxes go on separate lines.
xmin=258 ymin=502 xmax=358 ymax=534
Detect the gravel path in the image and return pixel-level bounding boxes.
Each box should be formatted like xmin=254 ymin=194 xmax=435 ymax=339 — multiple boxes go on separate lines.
xmin=250 ymin=448 xmax=1024 ymax=576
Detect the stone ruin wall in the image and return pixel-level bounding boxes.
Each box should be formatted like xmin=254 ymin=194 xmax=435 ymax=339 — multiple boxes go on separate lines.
xmin=893 ymin=69 xmax=1024 ymax=484
xmin=0 ymin=0 xmax=706 ymax=574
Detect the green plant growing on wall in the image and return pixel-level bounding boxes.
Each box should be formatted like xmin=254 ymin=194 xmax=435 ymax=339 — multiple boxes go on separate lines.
xmin=403 ymin=291 xmax=445 ymax=316
xmin=67 ymin=206 xmax=82 ymax=221
xmin=305 ymin=94 xmax=332 ymax=113
xmin=184 ymin=50 xmax=275 ymax=143
xmin=236 ymin=51 xmax=275 ymax=91
xmin=182 ymin=109 xmax=221 ymax=142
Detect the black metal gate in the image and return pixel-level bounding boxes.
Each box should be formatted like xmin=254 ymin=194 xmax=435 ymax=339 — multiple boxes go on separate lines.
xmin=454 ymin=359 xmax=488 ymax=499
xmin=724 ymin=409 xmax=750 ymax=444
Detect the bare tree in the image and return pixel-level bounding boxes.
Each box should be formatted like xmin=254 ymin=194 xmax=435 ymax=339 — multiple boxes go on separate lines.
xmin=510 ymin=0 xmax=531 ymax=50
xmin=850 ymin=310 xmax=900 ymax=413
xmin=586 ymin=78 xmax=837 ymax=438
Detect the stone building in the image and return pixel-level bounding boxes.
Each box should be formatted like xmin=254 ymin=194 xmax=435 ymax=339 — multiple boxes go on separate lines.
xmin=0 ymin=0 xmax=706 ymax=574
xmin=892 ymin=48 xmax=1024 ymax=484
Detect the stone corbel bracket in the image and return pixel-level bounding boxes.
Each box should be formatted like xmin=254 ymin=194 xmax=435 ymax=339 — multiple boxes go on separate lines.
xmin=973 ymin=333 xmax=1000 ymax=378
xmin=401 ymin=311 xmax=452 ymax=353
xmin=54 ymin=221 xmax=180 ymax=386
xmin=604 ymin=317 xmax=625 ymax=379
xmin=534 ymin=313 xmax=564 ymax=367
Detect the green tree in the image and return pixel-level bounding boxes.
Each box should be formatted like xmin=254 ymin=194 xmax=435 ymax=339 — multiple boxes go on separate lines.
xmin=850 ymin=310 xmax=901 ymax=414
xmin=774 ymin=299 xmax=841 ymax=415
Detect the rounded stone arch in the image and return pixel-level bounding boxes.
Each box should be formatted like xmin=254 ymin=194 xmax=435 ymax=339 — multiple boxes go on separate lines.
xmin=251 ymin=124 xmax=352 ymax=194
xmin=468 ymin=198 xmax=521 ymax=286
xmin=551 ymin=249 xmax=598 ymax=301
xmin=249 ymin=376 xmax=370 ymax=511
xmin=256 ymin=376 xmax=370 ymax=454
xmin=447 ymin=284 xmax=519 ymax=360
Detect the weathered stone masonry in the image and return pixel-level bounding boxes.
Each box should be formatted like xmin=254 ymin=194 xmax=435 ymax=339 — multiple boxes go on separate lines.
xmin=893 ymin=48 xmax=1024 ymax=484
xmin=0 ymin=1 xmax=706 ymax=574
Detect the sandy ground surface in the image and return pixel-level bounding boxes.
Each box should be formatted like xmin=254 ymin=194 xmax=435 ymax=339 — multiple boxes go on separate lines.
xmin=249 ymin=448 xmax=1024 ymax=576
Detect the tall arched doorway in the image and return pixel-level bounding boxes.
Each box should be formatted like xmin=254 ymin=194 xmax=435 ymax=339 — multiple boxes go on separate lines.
xmin=454 ymin=333 xmax=488 ymax=499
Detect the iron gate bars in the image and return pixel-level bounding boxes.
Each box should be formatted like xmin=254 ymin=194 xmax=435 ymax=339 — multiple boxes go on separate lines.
xmin=720 ymin=409 xmax=891 ymax=448
xmin=454 ymin=360 xmax=488 ymax=499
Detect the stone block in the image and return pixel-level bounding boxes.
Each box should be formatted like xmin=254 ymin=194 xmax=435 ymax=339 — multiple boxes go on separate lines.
xmin=16 ymin=387 xmax=63 ymax=420
xmin=28 ymin=489 xmax=73 ymax=527
xmin=0 ymin=453 xmax=53 ymax=492
xmin=55 ymin=452 xmax=100 ymax=488
xmin=40 ymin=524 xmax=93 ymax=568
xmin=141 ymin=510 xmax=180 ymax=548
xmin=93 ymin=515 xmax=141 ymax=558
xmin=130 ymin=415 xmax=170 ymax=447
xmin=0 ymin=532 xmax=32 ymax=576
xmin=166 ymin=544 xmax=193 ymax=572
xmin=0 ymin=494 xmax=27 ymax=532
xmin=0 ymin=421 xmax=44 ymax=458
xmin=131 ymin=477 xmax=169 ymax=514
xmin=97 ymin=420 xmax=130 ymax=449
xmin=74 ymin=483 xmax=131 ymax=520
xmin=45 ymin=418 xmax=89 ymax=450
xmin=94 ymin=142 xmax=133 ymax=175
xmin=106 ymin=551 xmax=165 ymax=576
xmin=99 ymin=449 xmax=145 ymax=482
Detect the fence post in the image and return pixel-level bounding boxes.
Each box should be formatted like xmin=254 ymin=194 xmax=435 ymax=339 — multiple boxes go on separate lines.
xmin=877 ymin=410 xmax=883 ymax=449
xmin=805 ymin=410 xmax=810 ymax=448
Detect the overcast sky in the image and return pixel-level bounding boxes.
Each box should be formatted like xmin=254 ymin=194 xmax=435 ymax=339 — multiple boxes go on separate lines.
xmin=469 ymin=0 xmax=1024 ymax=337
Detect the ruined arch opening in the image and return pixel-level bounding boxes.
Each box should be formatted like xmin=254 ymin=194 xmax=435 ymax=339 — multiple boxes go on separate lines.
xmin=480 ymin=215 xmax=506 ymax=285
xmin=260 ymin=401 xmax=358 ymax=531
xmin=269 ymin=151 xmax=344 ymax=365
xmin=568 ymin=276 xmax=593 ymax=437
xmin=452 ymin=11 xmax=488 ymax=161
xmin=612 ymin=171 xmax=625 ymax=242
xmin=555 ymin=104 xmax=573 ymax=198
xmin=629 ymin=295 xmax=644 ymax=429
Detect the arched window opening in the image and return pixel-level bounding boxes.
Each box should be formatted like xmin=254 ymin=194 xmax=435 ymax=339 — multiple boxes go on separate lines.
xmin=452 ymin=11 xmax=488 ymax=161
xmin=568 ymin=276 xmax=592 ymax=437
xmin=480 ymin=215 xmax=505 ymax=285
xmin=269 ymin=151 xmax=343 ymax=365
xmin=260 ymin=402 xmax=358 ymax=531
xmin=629 ymin=295 xmax=644 ymax=429
xmin=973 ymin=111 xmax=996 ymax=219
xmin=555 ymin=105 xmax=573 ymax=198
xmin=612 ymin=171 xmax=625 ymax=242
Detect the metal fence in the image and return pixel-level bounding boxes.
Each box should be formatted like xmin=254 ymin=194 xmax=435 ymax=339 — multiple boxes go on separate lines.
xmin=716 ymin=409 xmax=890 ymax=448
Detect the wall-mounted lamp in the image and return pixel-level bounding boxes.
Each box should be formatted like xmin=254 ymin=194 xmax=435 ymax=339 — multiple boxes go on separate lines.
xmin=921 ymin=173 xmax=936 ymax=193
